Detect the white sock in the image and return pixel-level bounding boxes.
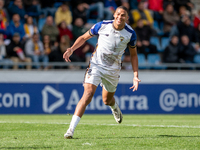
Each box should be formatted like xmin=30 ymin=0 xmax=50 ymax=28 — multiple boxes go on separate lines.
xmin=69 ymin=115 xmax=81 ymax=131
xmin=110 ymin=101 xmax=117 ymax=110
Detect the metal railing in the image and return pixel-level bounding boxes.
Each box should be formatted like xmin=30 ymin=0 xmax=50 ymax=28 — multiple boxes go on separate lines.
xmin=0 ymin=62 xmax=200 ymax=70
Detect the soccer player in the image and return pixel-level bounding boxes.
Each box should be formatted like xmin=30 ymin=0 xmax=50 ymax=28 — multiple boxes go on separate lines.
xmin=63 ymin=6 xmax=141 ymax=139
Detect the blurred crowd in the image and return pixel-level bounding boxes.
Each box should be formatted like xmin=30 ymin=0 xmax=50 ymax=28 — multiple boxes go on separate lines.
xmin=0 ymin=0 xmax=200 ymax=70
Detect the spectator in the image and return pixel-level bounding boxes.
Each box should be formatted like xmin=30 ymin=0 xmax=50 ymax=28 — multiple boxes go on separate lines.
xmin=112 ymin=0 xmax=130 ymax=8
xmin=24 ymin=16 xmax=39 ymax=40
xmin=0 ymin=13 xmax=7 ymax=39
xmin=41 ymin=16 xmax=59 ymax=45
xmin=58 ymin=21 xmax=73 ymax=41
xmin=174 ymin=0 xmax=194 ymax=12
xmin=148 ymin=0 xmax=164 ymax=26
xmin=42 ymin=35 xmax=52 ymax=56
xmin=72 ymin=17 xmax=94 ymax=63
xmin=163 ymin=4 xmax=179 ymax=35
xmin=0 ymin=33 xmax=13 ymax=69
xmin=49 ymin=35 xmax=70 ymax=69
xmin=25 ymin=33 xmax=48 ymax=69
xmin=193 ymin=9 xmax=200 ymax=29
xmin=39 ymin=0 xmax=57 ymax=18
xmin=72 ymin=18 xmax=88 ymax=40
xmin=83 ymin=0 xmax=113 ymax=21
xmin=0 ymin=0 xmax=9 ymax=23
xmin=131 ymin=1 xmax=154 ymax=28
xmin=163 ymin=0 xmax=174 ymax=9
xmin=73 ymin=2 xmax=88 ymax=24
xmin=177 ymin=15 xmax=198 ymax=43
xmin=194 ymin=24 xmax=200 ymax=53
xmin=134 ymin=19 xmax=157 ymax=58
xmin=7 ymin=14 xmax=25 ymax=41
xmin=23 ymin=0 xmax=41 ymax=20
xmin=104 ymin=0 xmax=130 ymax=19
xmin=55 ymin=2 xmax=72 ymax=29
xmin=178 ymin=5 xmax=191 ymax=19
xmin=7 ymin=0 xmax=27 ymax=23
xmin=6 ymin=33 xmax=31 ymax=70
xmin=163 ymin=35 xmax=180 ymax=63
xmin=135 ymin=19 xmax=153 ymax=41
xmin=104 ymin=0 xmax=118 ymax=13
xmin=179 ymin=35 xmax=197 ymax=63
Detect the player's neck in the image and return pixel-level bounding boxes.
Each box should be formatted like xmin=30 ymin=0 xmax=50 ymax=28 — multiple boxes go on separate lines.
xmin=113 ymin=22 xmax=125 ymax=30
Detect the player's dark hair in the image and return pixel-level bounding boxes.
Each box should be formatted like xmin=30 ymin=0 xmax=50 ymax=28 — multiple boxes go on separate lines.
xmin=117 ymin=6 xmax=129 ymax=14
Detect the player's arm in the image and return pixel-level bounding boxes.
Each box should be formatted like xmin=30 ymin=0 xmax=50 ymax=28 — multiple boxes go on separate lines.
xmin=63 ymin=21 xmax=102 ymax=62
xmin=128 ymin=46 xmax=141 ymax=92
xmin=63 ymin=31 xmax=93 ymax=62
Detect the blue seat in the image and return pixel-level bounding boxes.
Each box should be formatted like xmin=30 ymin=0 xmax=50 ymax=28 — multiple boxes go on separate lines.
xmin=38 ymin=18 xmax=46 ymax=32
xmin=137 ymin=54 xmax=146 ymax=69
xmin=194 ymin=54 xmax=200 ymax=63
xmin=87 ymin=19 xmax=98 ymax=24
xmin=54 ymin=2 xmax=62 ymax=8
xmin=147 ymin=54 xmax=166 ymax=69
xmin=150 ymin=36 xmax=161 ymax=52
xmin=147 ymin=54 xmax=161 ymax=64
xmin=153 ymin=21 xmax=164 ymax=36
xmin=160 ymin=37 xmax=170 ymax=52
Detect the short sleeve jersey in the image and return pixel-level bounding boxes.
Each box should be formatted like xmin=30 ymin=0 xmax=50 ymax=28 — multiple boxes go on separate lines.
xmin=89 ymin=20 xmax=137 ymax=70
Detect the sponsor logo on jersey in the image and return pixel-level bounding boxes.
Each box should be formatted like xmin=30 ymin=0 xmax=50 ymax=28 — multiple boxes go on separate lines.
xmin=120 ymin=36 xmax=124 ymax=42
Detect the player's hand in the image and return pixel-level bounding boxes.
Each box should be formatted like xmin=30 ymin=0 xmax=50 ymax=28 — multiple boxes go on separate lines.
xmin=129 ymin=77 xmax=141 ymax=92
xmin=63 ymin=48 xmax=73 ymax=62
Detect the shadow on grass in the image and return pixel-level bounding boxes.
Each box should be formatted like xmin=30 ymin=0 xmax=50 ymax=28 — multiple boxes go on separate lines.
xmin=158 ymin=135 xmax=200 ymax=138
xmin=86 ymin=134 xmax=200 ymax=139
xmin=0 ymin=147 xmax=52 ymax=149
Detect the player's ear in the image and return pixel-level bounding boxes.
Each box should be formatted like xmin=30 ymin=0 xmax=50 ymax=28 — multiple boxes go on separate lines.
xmin=113 ymin=12 xmax=116 ymax=19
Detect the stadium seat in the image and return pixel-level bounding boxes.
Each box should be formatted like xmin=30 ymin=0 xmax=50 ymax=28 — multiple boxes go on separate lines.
xmin=194 ymin=54 xmax=200 ymax=63
xmin=87 ymin=19 xmax=98 ymax=24
xmin=150 ymin=36 xmax=161 ymax=52
xmin=137 ymin=53 xmax=147 ymax=69
xmin=147 ymin=54 xmax=166 ymax=69
xmin=147 ymin=54 xmax=161 ymax=64
xmin=153 ymin=20 xmax=164 ymax=36
xmin=38 ymin=18 xmax=46 ymax=32
xmin=54 ymin=2 xmax=62 ymax=8
xmin=160 ymin=37 xmax=170 ymax=52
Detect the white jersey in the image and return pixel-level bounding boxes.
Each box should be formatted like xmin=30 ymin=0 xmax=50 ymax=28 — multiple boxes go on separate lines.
xmin=89 ymin=20 xmax=137 ymax=71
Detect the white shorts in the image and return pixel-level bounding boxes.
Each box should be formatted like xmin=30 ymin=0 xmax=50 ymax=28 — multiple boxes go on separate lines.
xmin=83 ymin=63 xmax=120 ymax=92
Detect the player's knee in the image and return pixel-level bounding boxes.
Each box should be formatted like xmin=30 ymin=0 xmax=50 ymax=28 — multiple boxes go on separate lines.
xmin=83 ymin=91 xmax=95 ymax=102
xmin=103 ymin=97 xmax=112 ymax=105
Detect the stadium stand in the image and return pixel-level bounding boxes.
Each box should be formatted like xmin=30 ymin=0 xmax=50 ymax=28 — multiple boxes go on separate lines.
xmin=0 ymin=0 xmax=200 ymax=70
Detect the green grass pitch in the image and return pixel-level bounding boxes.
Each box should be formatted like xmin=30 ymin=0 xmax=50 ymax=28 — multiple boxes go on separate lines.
xmin=0 ymin=115 xmax=200 ymax=150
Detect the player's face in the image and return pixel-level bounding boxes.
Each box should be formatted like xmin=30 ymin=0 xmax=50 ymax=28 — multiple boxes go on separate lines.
xmin=113 ymin=8 xmax=129 ymax=27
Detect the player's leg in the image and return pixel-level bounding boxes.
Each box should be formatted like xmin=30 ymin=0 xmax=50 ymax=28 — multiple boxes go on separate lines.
xmin=64 ymin=83 xmax=97 ymax=139
xmin=74 ymin=83 xmax=97 ymax=117
xmin=102 ymin=88 xmax=115 ymax=106
xmin=102 ymin=87 xmax=123 ymax=123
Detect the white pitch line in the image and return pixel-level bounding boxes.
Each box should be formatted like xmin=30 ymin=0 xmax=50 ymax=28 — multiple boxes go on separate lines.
xmin=0 ymin=121 xmax=200 ymax=129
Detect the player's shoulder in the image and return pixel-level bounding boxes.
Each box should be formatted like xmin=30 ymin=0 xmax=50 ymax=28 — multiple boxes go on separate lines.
xmin=124 ymin=23 xmax=135 ymax=34
xmin=101 ymin=20 xmax=113 ymax=24
xmin=93 ymin=20 xmax=113 ymax=28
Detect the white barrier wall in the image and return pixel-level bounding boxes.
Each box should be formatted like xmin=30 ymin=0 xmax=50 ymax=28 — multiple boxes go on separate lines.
xmin=0 ymin=70 xmax=199 ymax=83
xmin=0 ymin=70 xmax=200 ymax=114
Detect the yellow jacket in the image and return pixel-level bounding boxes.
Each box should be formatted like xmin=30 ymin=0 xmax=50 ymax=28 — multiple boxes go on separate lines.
xmin=55 ymin=7 xmax=72 ymax=26
xmin=131 ymin=9 xmax=154 ymax=28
